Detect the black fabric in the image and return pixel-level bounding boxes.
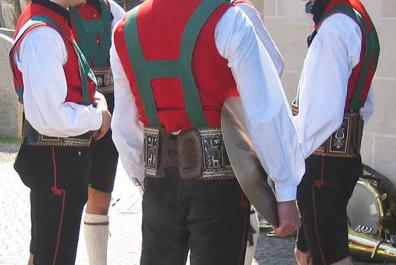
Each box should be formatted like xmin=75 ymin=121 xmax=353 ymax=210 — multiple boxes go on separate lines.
xmin=88 ymin=132 xmax=118 ymax=192
xmin=14 ymin=144 xmax=90 ymax=265
xmin=141 ymin=168 xmax=250 ymax=265
xmin=87 ymin=0 xmax=101 ymax=14
xmin=296 ymin=155 xmax=361 ymax=265
xmin=307 ymin=0 xmax=330 ymax=47
xmin=312 ymin=0 xmax=331 ymax=24
xmin=87 ymin=92 xmax=118 ymax=193
xmin=31 ymin=0 xmax=71 ymax=25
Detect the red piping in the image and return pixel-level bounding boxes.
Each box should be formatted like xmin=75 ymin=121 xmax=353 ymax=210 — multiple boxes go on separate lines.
xmin=312 ymin=157 xmax=327 ymax=265
xmin=51 ymin=147 xmax=66 ymax=265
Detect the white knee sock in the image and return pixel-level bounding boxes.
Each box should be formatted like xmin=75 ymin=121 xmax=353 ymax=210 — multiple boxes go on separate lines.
xmin=84 ymin=213 xmax=110 ymax=265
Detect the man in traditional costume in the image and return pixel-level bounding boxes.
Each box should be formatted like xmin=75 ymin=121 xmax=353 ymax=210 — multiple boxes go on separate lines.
xmin=111 ymin=0 xmax=305 ymax=264
xmin=293 ymin=0 xmax=379 ymax=264
xmin=10 ymin=0 xmax=111 ymax=263
xmin=70 ymin=1 xmax=124 ymax=264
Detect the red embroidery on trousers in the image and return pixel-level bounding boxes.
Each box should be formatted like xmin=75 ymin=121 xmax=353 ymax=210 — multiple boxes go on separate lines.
xmin=312 ymin=156 xmax=327 ymax=265
xmin=51 ymin=147 xmax=66 ymax=265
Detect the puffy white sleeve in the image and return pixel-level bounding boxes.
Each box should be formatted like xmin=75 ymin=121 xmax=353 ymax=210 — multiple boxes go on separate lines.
xmin=110 ymin=24 xmax=145 ymax=186
xmin=109 ymin=0 xmax=126 ymax=30
xmin=215 ymin=7 xmax=305 ymax=202
xmin=293 ymin=14 xmax=367 ymax=157
xmin=14 ymin=26 xmax=102 ymax=137
xmin=236 ymin=3 xmax=284 ymax=76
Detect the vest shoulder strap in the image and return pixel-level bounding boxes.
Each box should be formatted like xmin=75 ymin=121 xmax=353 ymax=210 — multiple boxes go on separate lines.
xmin=123 ymin=0 xmax=226 ymax=128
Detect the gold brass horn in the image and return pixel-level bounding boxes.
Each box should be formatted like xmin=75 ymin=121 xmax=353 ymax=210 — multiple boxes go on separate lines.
xmin=348 ymin=227 xmax=396 ymax=262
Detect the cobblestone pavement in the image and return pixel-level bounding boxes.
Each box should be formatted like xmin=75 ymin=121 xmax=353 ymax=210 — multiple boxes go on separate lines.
xmin=0 ymin=145 xmax=394 ymax=265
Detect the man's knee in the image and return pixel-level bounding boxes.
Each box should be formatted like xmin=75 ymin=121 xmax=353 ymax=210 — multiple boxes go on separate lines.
xmin=28 ymin=254 xmax=34 ymax=265
xmin=294 ymin=248 xmax=310 ymax=265
xmin=86 ymin=187 xmax=111 ymax=214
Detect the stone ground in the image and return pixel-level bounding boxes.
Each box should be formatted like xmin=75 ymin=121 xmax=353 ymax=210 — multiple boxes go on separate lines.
xmin=0 ymin=143 xmax=394 ymax=265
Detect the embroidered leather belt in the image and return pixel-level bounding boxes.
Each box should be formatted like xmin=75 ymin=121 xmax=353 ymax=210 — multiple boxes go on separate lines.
xmin=144 ymin=127 xmax=235 ymax=180
xmin=292 ymin=103 xmax=363 ymax=158
xmin=23 ymin=120 xmax=92 ymax=147
xmin=92 ymin=67 xmax=114 ymax=94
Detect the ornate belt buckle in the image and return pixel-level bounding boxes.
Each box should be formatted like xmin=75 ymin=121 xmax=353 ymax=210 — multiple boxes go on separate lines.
xmin=177 ymin=130 xmax=202 ymax=179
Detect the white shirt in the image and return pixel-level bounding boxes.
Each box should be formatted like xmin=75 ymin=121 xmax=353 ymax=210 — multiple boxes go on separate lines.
xmin=293 ymin=13 xmax=375 ymax=158
xmin=108 ymin=0 xmax=126 ymax=30
xmin=13 ymin=0 xmax=125 ymax=137
xmin=237 ymin=3 xmax=284 ymax=76
xmin=110 ymin=6 xmax=305 ymax=202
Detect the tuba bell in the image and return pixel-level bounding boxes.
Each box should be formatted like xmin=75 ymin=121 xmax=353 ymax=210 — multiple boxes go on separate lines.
xmin=347 ymin=165 xmax=396 ymax=262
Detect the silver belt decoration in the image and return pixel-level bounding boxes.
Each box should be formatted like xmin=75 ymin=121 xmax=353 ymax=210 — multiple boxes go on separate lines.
xmin=292 ymin=102 xmax=363 ymax=158
xmin=23 ymin=120 xmax=92 ymax=147
xmin=92 ymin=67 xmax=114 ymax=94
xmin=143 ymin=127 xmax=234 ymax=180
xmin=313 ymin=112 xmax=363 ymax=157
xmin=199 ymin=128 xmax=234 ymax=179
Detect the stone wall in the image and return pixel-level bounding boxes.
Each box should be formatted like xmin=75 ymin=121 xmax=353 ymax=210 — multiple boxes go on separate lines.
xmin=254 ymin=0 xmax=396 ymax=180
xmin=0 ymin=33 xmax=22 ymax=138
xmin=0 ymin=0 xmax=21 ymax=29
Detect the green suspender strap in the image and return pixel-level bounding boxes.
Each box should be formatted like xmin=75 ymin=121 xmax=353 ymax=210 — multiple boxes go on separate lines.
xmin=11 ymin=15 xmax=96 ymax=105
xmin=70 ymin=0 xmax=112 ymax=67
xmin=124 ymin=0 xmax=225 ymax=128
xmin=322 ymin=5 xmax=380 ymax=112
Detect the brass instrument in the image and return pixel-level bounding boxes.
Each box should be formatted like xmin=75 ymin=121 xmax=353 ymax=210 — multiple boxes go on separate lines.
xmin=347 ymin=165 xmax=396 ymax=262
xmin=349 ymin=227 xmax=396 ymax=262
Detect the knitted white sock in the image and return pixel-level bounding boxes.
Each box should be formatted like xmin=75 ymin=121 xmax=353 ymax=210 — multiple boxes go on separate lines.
xmin=84 ymin=213 xmax=110 ymax=265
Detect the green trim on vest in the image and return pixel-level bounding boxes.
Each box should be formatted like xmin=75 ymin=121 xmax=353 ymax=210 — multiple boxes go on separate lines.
xmin=124 ymin=0 xmax=225 ymax=128
xmin=322 ymin=5 xmax=379 ymax=112
xmin=12 ymin=15 xmax=96 ymax=105
xmin=70 ymin=0 xmax=112 ymax=67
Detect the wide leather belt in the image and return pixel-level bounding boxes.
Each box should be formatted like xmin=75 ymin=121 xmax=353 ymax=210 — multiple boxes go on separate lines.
xmin=292 ymin=103 xmax=363 ymax=158
xmin=92 ymin=67 xmax=114 ymax=94
xmin=23 ymin=120 xmax=92 ymax=147
xmin=143 ymin=127 xmax=235 ymax=180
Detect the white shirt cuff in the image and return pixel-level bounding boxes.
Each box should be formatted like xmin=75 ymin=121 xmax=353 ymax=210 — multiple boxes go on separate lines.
xmin=274 ymin=183 xmax=297 ymax=202
xmin=90 ymin=106 xmax=103 ymax=131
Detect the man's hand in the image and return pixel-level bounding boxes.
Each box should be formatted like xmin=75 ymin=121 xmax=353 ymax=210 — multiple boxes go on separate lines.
xmin=273 ymin=200 xmax=301 ymax=237
xmin=92 ymin=92 xmax=111 ymax=140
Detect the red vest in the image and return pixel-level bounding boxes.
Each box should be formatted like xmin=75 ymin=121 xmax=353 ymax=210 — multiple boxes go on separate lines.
xmin=10 ymin=3 xmax=96 ymax=104
xmin=316 ymin=0 xmax=379 ymax=112
xmin=113 ymin=0 xmax=238 ymax=132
